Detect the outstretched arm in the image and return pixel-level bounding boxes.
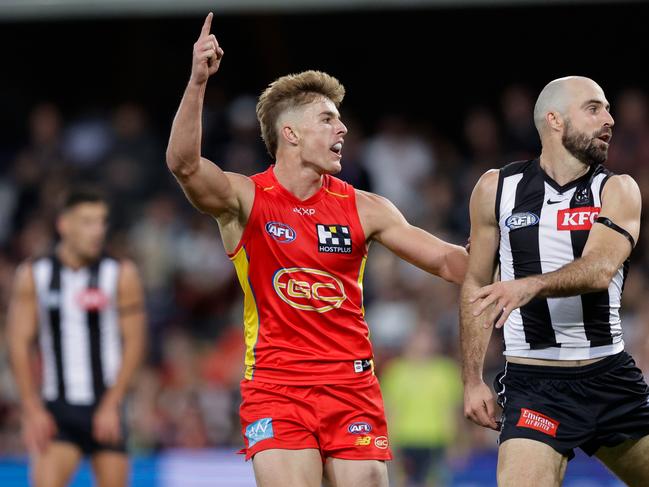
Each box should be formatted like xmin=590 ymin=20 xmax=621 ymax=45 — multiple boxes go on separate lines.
xmin=356 ymin=190 xmax=468 ymax=284
xmin=166 ymin=13 xmax=253 ymax=219
xmin=459 ymin=170 xmax=501 ymax=430
xmin=472 ymin=174 xmax=641 ymax=328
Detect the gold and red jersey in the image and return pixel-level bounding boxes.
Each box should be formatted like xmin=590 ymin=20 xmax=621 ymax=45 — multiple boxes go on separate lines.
xmin=229 ymin=166 xmax=373 ymax=384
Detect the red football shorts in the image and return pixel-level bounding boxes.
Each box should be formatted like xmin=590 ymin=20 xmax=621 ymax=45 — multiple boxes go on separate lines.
xmin=239 ymin=375 xmax=392 ymax=461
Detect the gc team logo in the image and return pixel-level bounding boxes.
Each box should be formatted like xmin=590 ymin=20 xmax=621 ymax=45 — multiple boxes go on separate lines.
xmin=272 ymin=267 xmax=346 ymax=313
xmin=374 ymin=436 xmax=389 ymax=449
xmin=265 ymin=221 xmax=296 ymax=243
xmin=505 ymin=212 xmax=539 ymax=230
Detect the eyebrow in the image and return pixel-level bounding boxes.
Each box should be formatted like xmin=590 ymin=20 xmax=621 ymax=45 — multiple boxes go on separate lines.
xmin=582 ymin=99 xmax=611 ymax=111
xmin=319 ymin=110 xmax=339 ymax=118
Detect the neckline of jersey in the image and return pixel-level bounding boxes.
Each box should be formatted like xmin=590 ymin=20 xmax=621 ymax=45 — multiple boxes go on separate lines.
xmin=537 ymin=159 xmax=597 ymax=194
xmin=269 ymin=166 xmax=328 ymax=205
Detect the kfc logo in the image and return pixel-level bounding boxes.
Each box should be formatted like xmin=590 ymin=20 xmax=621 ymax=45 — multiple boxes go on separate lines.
xmin=557 ymin=207 xmax=600 ymax=231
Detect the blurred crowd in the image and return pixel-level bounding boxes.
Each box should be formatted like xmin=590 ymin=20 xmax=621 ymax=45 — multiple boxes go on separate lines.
xmin=1 ymin=83 xmax=649 ymax=486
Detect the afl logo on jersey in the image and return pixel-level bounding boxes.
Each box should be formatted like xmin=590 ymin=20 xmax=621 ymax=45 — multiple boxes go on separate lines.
xmin=348 ymin=422 xmax=372 ymax=435
xmin=273 ymin=267 xmax=347 ymax=313
xmin=265 ymin=221 xmax=296 ymax=243
xmin=76 ymin=288 xmax=109 ymax=311
xmin=505 ymin=212 xmax=539 ymax=230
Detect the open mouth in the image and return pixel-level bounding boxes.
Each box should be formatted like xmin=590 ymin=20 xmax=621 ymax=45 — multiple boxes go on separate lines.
xmin=330 ymin=142 xmax=343 ymax=156
xmin=597 ymin=133 xmax=612 ymax=144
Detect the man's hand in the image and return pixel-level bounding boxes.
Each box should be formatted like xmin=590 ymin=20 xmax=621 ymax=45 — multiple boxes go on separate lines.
xmin=93 ymin=397 xmax=122 ymax=445
xmin=471 ymin=277 xmax=541 ymax=329
xmin=464 ymin=380 xmax=499 ymax=431
xmin=22 ymin=404 xmax=57 ymax=454
xmin=191 ymin=12 xmax=224 ymax=85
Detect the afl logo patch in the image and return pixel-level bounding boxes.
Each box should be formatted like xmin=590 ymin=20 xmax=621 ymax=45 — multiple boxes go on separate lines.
xmin=505 ymin=212 xmax=539 ymax=230
xmin=348 ymin=422 xmax=372 ymax=435
xmin=265 ymin=221 xmax=296 ymax=243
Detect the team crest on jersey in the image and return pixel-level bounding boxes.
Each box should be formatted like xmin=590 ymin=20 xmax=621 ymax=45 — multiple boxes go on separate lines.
xmin=505 ymin=212 xmax=539 ymax=230
xmin=557 ymin=207 xmax=600 ymax=231
xmin=574 ymin=187 xmax=591 ymax=205
xmin=265 ymin=221 xmax=297 ymax=243
xmin=76 ymin=288 xmax=109 ymax=311
xmin=316 ymin=224 xmax=352 ymax=253
xmin=273 ymin=267 xmax=347 ymax=313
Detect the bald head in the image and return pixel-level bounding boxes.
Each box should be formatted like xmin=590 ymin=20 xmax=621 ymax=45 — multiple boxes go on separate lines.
xmin=533 ymin=76 xmax=604 ymax=134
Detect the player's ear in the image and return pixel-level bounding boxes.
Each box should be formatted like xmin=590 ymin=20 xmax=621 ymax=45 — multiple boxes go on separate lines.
xmin=56 ymin=213 xmax=68 ymax=237
xmin=547 ymin=111 xmax=563 ymax=132
xmin=281 ymin=125 xmax=299 ymax=146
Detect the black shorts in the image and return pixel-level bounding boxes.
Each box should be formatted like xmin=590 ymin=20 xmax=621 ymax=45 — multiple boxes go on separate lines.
xmin=45 ymin=400 xmax=127 ymax=455
xmin=494 ymin=351 xmax=649 ymax=460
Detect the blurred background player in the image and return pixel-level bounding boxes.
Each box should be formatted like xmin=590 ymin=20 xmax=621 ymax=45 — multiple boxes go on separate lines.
xmin=7 ymin=188 xmax=146 ymax=487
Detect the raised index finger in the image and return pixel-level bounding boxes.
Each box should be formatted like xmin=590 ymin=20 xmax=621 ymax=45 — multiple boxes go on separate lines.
xmin=201 ymin=12 xmax=213 ymax=36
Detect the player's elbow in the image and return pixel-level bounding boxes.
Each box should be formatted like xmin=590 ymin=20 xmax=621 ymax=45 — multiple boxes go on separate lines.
xmin=592 ymin=264 xmax=618 ymax=291
xmin=165 ymin=149 xmax=198 ymax=179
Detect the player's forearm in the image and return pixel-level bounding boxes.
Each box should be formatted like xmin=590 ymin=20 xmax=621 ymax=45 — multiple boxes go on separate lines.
xmin=103 ymin=324 xmax=145 ymax=405
xmin=9 ymin=345 xmax=42 ymax=411
xmin=460 ymin=278 xmax=494 ymax=385
xmin=533 ymin=251 xmax=616 ymax=298
xmin=440 ymin=244 xmax=469 ymax=285
xmin=166 ymin=80 xmax=207 ymax=178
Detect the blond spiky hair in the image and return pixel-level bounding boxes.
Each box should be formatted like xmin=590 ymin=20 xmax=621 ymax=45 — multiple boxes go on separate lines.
xmin=256 ymin=70 xmax=345 ymax=157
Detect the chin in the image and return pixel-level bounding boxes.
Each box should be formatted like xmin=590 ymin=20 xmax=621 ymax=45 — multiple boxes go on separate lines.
xmin=327 ymin=159 xmax=342 ymax=174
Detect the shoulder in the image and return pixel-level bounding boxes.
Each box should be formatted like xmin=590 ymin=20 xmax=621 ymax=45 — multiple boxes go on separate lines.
xmin=355 ymin=189 xmax=405 ymax=240
xmin=472 ymin=169 xmax=500 ymax=200
xmin=13 ymin=260 xmax=36 ymax=293
xmin=355 ymin=189 xmax=399 ymax=215
xmin=601 ymin=173 xmax=641 ymax=203
xmin=118 ymin=259 xmax=141 ymax=280
xmin=241 ymin=166 xmax=274 ymax=189
xmin=500 ymin=159 xmax=537 ymax=177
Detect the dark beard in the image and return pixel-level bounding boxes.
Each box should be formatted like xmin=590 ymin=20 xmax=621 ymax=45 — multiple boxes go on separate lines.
xmin=561 ymin=120 xmax=608 ymax=166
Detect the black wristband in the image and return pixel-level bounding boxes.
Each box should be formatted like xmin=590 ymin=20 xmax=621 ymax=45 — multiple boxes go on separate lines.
xmin=595 ymin=216 xmax=635 ymax=248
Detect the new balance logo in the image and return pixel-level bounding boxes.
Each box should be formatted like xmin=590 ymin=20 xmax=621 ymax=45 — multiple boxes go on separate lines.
xmin=317 ymin=224 xmax=352 ymax=253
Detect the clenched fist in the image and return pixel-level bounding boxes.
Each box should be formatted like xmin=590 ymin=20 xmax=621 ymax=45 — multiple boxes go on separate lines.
xmin=191 ymin=12 xmax=224 ymax=85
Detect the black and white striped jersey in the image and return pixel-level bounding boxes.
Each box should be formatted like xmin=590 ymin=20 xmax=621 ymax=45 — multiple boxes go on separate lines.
xmin=496 ymin=159 xmax=627 ymax=360
xmin=32 ymin=254 xmax=122 ymax=405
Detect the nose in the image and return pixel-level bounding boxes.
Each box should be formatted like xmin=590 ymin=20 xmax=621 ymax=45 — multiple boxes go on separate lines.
xmin=603 ymin=109 xmax=614 ymax=128
xmin=338 ymin=119 xmax=348 ymax=136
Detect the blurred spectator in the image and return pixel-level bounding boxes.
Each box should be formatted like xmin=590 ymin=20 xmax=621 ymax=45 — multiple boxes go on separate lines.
xmin=500 ymin=84 xmax=540 ymax=160
xmin=363 ymin=114 xmax=435 ymax=220
xmin=381 ymin=326 xmax=464 ymax=487
xmin=607 ymin=88 xmax=649 ymax=176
